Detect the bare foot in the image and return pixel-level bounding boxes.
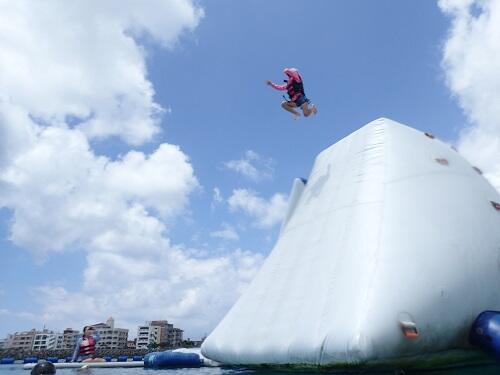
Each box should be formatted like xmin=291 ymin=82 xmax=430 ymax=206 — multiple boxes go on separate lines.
xmin=311 ymin=105 xmax=318 ymax=115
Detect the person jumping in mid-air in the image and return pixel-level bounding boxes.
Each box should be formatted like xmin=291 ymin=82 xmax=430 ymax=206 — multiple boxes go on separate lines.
xmin=266 ymin=67 xmax=317 ymax=119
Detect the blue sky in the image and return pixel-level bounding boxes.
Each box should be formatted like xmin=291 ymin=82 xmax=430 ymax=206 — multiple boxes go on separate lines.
xmin=147 ymin=0 xmax=463 ymax=246
xmin=1 ymin=0 xmax=499 ymax=340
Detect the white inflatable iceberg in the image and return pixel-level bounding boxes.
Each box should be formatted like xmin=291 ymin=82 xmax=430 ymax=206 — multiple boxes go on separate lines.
xmin=202 ymin=118 xmax=500 ymax=368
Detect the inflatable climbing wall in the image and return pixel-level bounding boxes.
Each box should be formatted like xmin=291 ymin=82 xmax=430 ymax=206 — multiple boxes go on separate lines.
xmin=201 ymin=118 xmax=500 ymax=367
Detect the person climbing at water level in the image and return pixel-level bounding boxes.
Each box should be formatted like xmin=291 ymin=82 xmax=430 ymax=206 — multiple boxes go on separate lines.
xmin=266 ymin=67 xmax=317 ymax=119
xmin=71 ymin=326 xmax=104 ymax=363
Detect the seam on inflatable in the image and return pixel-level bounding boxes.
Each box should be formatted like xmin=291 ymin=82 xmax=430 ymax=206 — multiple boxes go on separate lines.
xmin=343 ymin=121 xmax=385 ymax=363
xmin=318 ymin=124 xmax=357 ymax=366
xmin=355 ymin=121 xmax=387 ymax=362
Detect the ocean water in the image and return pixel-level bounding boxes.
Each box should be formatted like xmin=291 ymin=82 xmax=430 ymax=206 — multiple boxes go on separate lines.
xmin=2 ymin=364 xmax=500 ymax=375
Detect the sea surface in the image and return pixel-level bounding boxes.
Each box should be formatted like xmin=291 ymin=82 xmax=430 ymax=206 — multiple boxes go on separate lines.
xmin=3 ymin=364 xmax=500 ymax=375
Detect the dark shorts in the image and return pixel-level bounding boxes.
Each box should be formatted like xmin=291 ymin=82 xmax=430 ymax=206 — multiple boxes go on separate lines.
xmin=293 ymin=95 xmax=309 ymax=107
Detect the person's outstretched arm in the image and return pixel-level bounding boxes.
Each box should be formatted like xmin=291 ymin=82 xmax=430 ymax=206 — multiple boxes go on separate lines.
xmin=71 ymin=338 xmax=81 ymax=362
xmin=266 ymin=80 xmax=286 ymax=91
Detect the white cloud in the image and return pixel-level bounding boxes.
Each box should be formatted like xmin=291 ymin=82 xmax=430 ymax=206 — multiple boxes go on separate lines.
xmin=0 ymin=0 xmax=203 ymax=145
xmin=439 ymin=0 xmax=500 ymax=190
xmin=210 ymin=223 xmax=239 ymax=241
xmin=0 ymin=1 xmax=264 ymax=338
xmin=224 ymin=150 xmax=274 ymax=181
xmin=0 ymin=122 xmax=198 ymax=257
xmin=211 ymin=187 xmax=223 ymax=210
xmin=0 ymin=308 xmax=37 ymax=320
xmin=103 ymin=144 xmax=198 ymax=218
xmin=36 ymin=247 xmax=264 ymax=338
xmin=228 ymin=189 xmax=288 ymax=228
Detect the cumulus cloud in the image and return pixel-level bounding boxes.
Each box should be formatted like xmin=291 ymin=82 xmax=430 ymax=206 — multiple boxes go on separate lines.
xmin=210 ymin=223 xmax=239 ymax=241
xmin=224 ymin=150 xmax=274 ymax=181
xmin=36 ymin=248 xmax=264 ymax=337
xmin=228 ymin=189 xmax=288 ymax=228
xmin=211 ymin=187 xmax=223 ymax=210
xmin=0 ymin=1 xmax=264 ymax=338
xmin=0 ymin=122 xmax=198 ymax=256
xmin=0 ymin=308 xmax=37 ymax=320
xmin=0 ymin=0 xmax=203 ymax=145
xmin=439 ymin=0 xmax=500 ymax=190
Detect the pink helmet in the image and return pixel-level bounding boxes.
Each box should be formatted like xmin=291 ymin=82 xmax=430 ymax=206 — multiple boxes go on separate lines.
xmin=283 ymin=67 xmax=301 ymax=81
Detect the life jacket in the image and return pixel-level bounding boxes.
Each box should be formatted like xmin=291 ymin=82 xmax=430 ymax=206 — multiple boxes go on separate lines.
xmin=79 ymin=336 xmax=96 ymax=356
xmin=286 ymin=76 xmax=305 ymax=100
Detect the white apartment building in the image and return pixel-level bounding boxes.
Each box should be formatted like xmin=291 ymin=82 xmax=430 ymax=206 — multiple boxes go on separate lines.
xmin=32 ymin=330 xmax=57 ymax=350
xmin=0 ymin=338 xmax=6 ymax=349
xmin=169 ymin=328 xmax=183 ymax=348
xmin=55 ymin=333 xmax=65 ymax=349
xmin=63 ymin=328 xmax=80 ymax=349
xmin=92 ymin=317 xmax=128 ymax=349
xmin=4 ymin=329 xmax=66 ymax=351
xmin=136 ymin=320 xmax=184 ymax=348
xmin=4 ymin=329 xmax=36 ymax=350
xmin=136 ymin=323 xmax=162 ymax=349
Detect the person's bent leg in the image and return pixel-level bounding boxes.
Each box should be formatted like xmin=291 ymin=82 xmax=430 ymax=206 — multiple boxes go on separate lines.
xmin=281 ymin=101 xmax=300 ymax=118
xmin=301 ymin=103 xmax=312 ymax=117
xmin=301 ymin=102 xmax=317 ymax=117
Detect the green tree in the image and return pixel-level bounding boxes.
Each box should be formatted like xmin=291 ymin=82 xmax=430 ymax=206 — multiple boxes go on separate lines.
xmin=147 ymin=340 xmax=159 ymax=350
